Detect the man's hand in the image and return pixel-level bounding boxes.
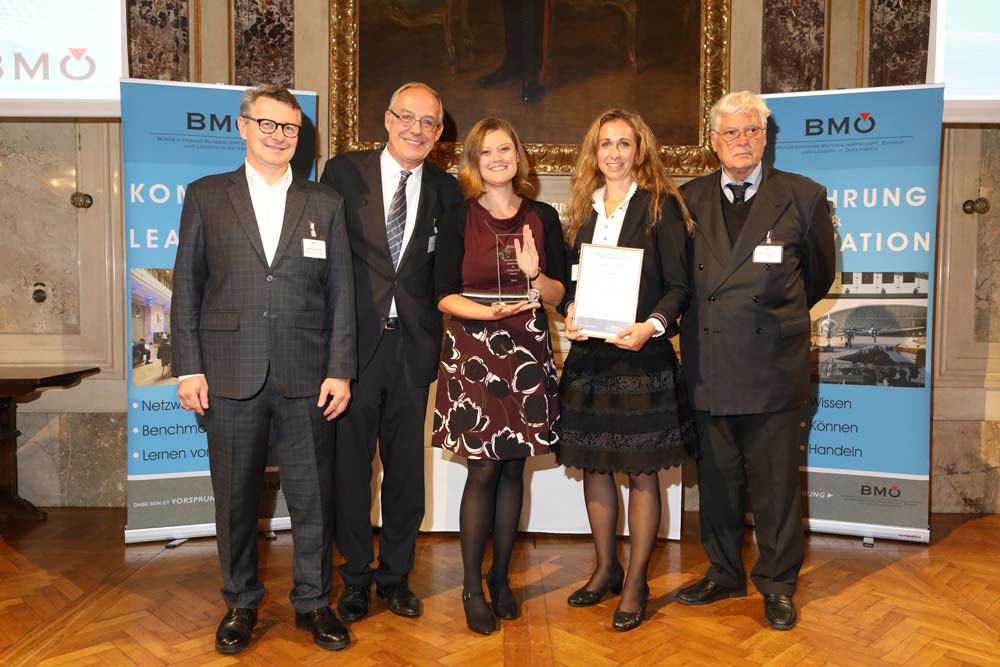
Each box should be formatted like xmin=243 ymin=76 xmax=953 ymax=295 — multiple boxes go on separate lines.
xmin=318 ymin=378 xmax=351 ymax=421
xmin=178 ymin=375 xmax=210 ymax=416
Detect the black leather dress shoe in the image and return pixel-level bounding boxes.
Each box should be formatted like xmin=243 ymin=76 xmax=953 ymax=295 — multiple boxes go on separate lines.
xmin=478 ymin=61 xmax=518 ymax=86
xmin=567 ymin=562 xmax=625 ymax=607
xmin=521 ymin=80 xmax=546 ymax=104
xmin=486 ymin=568 xmax=519 ymax=620
xmin=377 ymin=583 xmax=422 ymax=617
xmin=294 ymin=606 xmax=350 ymax=650
xmin=215 ymin=608 xmax=256 ymax=654
xmin=763 ymin=593 xmax=797 ymax=630
xmin=612 ymin=585 xmax=649 ymax=632
xmin=337 ymin=584 xmax=370 ymax=622
xmin=462 ymin=591 xmax=497 ymax=635
xmin=676 ymin=577 xmax=747 ymax=605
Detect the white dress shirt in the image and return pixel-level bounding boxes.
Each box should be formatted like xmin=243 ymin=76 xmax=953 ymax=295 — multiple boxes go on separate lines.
xmin=245 ymin=160 xmax=293 ymax=265
xmin=380 ymin=148 xmax=425 ymax=318
xmin=720 ymin=161 xmax=763 ymax=203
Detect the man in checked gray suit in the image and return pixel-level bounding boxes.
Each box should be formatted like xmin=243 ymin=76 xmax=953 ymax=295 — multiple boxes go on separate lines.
xmin=172 ymin=84 xmax=356 ymax=654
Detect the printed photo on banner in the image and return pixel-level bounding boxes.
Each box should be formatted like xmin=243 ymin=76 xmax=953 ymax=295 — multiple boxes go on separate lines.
xmin=130 ymin=268 xmax=177 ymax=387
xmin=808 ymin=272 xmax=928 ymax=389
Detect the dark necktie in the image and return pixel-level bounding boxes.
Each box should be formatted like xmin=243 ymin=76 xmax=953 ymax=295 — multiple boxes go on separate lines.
xmin=386 ymin=170 xmax=411 ymax=268
xmin=726 ymin=182 xmax=750 ymax=204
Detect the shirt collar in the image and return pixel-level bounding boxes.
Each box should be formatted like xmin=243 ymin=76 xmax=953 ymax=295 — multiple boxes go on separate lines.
xmin=591 ymin=181 xmax=638 ymax=214
xmin=380 ymin=147 xmax=425 ymax=180
xmin=244 ymin=160 xmax=293 ymax=189
xmin=720 ymin=162 xmax=763 ymax=192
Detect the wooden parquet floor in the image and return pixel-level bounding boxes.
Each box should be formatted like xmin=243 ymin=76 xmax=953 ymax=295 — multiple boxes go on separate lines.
xmin=1 ymin=510 xmax=999 ymax=666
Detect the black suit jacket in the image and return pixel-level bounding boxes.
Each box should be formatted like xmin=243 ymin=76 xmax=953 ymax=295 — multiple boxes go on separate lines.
xmin=171 ymin=165 xmax=357 ymax=399
xmin=679 ymin=165 xmax=836 ymax=415
xmin=320 ymin=150 xmax=463 ymax=386
xmin=562 ymin=189 xmax=690 ymax=330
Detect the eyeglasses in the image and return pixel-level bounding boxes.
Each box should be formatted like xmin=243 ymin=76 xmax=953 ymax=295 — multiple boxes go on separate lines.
xmin=388 ymin=108 xmax=440 ymax=133
xmin=241 ymin=115 xmax=301 ymax=138
xmin=712 ymin=126 xmax=764 ymax=144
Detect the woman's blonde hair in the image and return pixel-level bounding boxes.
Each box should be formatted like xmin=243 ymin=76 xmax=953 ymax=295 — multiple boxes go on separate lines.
xmin=565 ymin=109 xmax=693 ymax=245
xmin=457 ymin=117 xmax=534 ymax=200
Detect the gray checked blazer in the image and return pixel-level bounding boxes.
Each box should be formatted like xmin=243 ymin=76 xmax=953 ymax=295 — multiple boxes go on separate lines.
xmin=171 ymin=165 xmax=357 ymax=399
xmin=679 ymin=165 xmax=836 ymax=416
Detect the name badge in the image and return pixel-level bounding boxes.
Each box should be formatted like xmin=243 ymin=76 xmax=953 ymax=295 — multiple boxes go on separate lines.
xmin=427 ymin=235 xmax=436 ymax=253
xmin=302 ymin=238 xmax=326 ymax=259
xmin=753 ymin=230 xmax=783 ymax=264
xmin=571 ymin=263 xmax=580 ymax=281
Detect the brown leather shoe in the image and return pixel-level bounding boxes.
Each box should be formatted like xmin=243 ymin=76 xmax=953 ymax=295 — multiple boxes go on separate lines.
xmin=294 ymin=606 xmax=350 ymax=650
xmin=215 ymin=608 xmax=256 ymax=654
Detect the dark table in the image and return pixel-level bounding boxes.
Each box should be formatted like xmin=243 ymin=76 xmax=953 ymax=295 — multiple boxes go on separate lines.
xmin=0 ymin=366 xmax=100 ymax=521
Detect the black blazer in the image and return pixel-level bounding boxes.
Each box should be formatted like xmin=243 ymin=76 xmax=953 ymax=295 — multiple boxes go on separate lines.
xmin=320 ymin=150 xmax=463 ymax=386
xmin=679 ymin=165 xmax=836 ymax=415
xmin=171 ymin=165 xmax=357 ymax=399
xmin=562 ymin=188 xmax=690 ymax=331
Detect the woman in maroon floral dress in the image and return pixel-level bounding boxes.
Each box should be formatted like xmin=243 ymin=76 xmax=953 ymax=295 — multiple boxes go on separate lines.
xmin=432 ymin=117 xmax=566 ymax=635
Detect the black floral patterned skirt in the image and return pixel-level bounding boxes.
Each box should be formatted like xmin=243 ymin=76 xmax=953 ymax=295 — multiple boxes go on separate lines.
xmin=556 ymin=337 xmax=698 ymax=474
xmin=431 ymin=310 xmax=559 ymax=460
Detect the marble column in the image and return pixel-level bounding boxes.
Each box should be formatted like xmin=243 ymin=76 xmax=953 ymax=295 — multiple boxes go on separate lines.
xmin=868 ymin=0 xmax=930 ymax=87
xmin=234 ymin=0 xmax=296 ymax=87
xmin=760 ymin=0 xmax=826 ymax=93
xmin=126 ymin=0 xmax=191 ymax=81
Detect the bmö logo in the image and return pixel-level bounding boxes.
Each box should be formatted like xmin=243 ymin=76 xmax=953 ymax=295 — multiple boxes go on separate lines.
xmin=0 ymin=48 xmax=96 ymax=81
xmin=861 ymin=484 xmax=901 ymax=498
xmin=805 ymin=112 xmax=876 ymax=136
xmin=187 ymin=112 xmax=237 ymax=132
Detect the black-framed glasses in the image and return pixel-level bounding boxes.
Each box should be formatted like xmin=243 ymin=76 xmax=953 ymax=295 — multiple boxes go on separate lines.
xmin=388 ymin=108 xmax=440 ymax=133
xmin=242 ymin=115 xmax=301 ymax=138
xmin=712 ymin=126 xmax=765 ymax=144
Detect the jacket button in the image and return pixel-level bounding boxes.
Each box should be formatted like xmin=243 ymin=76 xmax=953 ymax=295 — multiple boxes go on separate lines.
xmin=763 ymin=265 xmax=770 ymax=271
xmin=263 ymin=311 xmax=268 ymax=318
xmin=752 ymin=295 xmax=759 ymax=302
xmin=708 ymin=296 xmax=716 ymax=302
xmin=703 ymin=328 xmax=709 ymax=333
xmin=265 ymin=275 xmax=274 ymax=282
xmin=699 ymin=263 xmax=705 ymax=270
xmin=755 ymin=327 xmax=763 ymax=334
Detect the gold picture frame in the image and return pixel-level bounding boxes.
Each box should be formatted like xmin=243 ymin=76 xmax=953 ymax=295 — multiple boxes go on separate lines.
xmin=328 ymin=0 xmax=729 ymax=175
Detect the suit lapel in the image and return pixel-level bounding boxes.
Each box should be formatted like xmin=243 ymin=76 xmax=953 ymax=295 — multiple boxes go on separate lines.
xmin=714 ymin=166 xmax=792 ymax=290
xmin=615 ymin=189 xmax=649 ymax=248
xmin=227 ymin=167 xmax=268 ymax=267
xmin=271 ymin=177 xmax=307 ymax=269
xmin=693 ymin=171 xmax=732 ymax=272
xmin=359 ymin=152 xmax=393 ymax=269
xmin=397 ymin=169 xmax=438 ymax=270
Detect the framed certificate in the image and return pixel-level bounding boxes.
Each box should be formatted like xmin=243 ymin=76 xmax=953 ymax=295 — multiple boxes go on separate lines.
xmin=574 ymin=243 xmax=644 ymax=339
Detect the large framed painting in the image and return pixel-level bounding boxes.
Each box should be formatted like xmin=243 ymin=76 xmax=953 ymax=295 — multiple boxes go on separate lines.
xmin=329 ymin=0 xmax=729 ymax=175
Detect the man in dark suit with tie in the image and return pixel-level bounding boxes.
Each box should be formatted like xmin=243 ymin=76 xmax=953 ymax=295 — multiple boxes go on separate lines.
xmin=172 ymin=84 xmax=356 ymax=653
xmin=677 ymin=90 xmax=836 ymax=630
xmin=320 ymin=82 xmax=463 ymax=622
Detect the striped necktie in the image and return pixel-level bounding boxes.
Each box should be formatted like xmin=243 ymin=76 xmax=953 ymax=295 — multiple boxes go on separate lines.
xmin=386 ymin=170 xmax=412 ymax=268
xmin=726 ymin=181 xmax=750 ymax=204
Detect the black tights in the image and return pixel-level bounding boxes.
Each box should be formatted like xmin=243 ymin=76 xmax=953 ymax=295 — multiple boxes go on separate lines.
xmin=581 ymin=470 xmax=660 ymax=612
xmin=459 ymin=458 xmax=526 ymax=597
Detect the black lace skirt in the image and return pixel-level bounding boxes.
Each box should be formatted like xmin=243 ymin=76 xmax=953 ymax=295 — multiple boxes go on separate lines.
xmin=555 ymin=336 xmax=699 ymax=474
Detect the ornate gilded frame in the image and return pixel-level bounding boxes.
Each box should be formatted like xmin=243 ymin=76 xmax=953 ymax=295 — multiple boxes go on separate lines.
xmin=328 ymin=0 xmax=729 ymax=175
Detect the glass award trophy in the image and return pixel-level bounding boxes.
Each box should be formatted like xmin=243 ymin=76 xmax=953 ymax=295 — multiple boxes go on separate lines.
xmin=492 ymin=233 xmax=539 ymax=314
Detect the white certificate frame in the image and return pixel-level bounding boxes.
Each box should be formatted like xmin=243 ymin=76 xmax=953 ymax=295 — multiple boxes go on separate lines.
xmin=574 ymin=243 xmax=644 ymax=339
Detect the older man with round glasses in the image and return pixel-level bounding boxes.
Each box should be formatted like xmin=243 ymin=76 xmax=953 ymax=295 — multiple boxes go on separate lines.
xmin=677 ymin=90 xmax=836 ymax=631
xmin=320 ymin=82 xmax=463 ymax=623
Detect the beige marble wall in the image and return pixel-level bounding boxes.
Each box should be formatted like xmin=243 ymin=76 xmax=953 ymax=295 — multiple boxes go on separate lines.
xmin=17 ymin=412 xmax=127 ymax=507
xmin=974 ymin=129 xmax=1000 ymax=343
xmin=932 ymin=421 xmax=1000 ymax=513
xmin=0 ymin=122 xmax=81 ymax=334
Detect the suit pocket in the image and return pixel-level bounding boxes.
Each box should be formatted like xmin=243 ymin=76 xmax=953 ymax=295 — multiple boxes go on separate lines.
xmin=295 ymin=310 xmax=329 ymax=330
xmin=779 ymin=315 xmax=811 ymax=338
xmin=200 ymin=311 xmax=240 ymax=331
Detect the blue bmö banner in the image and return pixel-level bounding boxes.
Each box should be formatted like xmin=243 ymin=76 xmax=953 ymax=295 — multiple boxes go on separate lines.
xmin=121 ymin=79 xmax=317 ymax=543
xmin=764 ymin=85 xmax=943 ymax=543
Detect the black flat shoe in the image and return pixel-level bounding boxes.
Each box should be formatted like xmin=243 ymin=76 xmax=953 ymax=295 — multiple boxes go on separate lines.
xmin=294 ymin=606 xmax=350 ymax=650
xmin=337 ymin=584 xmax=370 ymax=622
xmin=376 ymin=583 xmax=422 ymax=617
xmin=612 ymin=585 xmax=649 ymax=632
xmin=215 ymin=607 xmax=256 ymax=654
xmin=567 ymin=562 xmax=625 ymax=607
xmin=763 ymin=593 xmax=797 ymax=630
xmin=676 ymin=577 xmax=747 ymax=605
xmin=485 ymin=567 xmax=519 ymax=620
xmin=462 ymin=591 xmax=497 ymax=635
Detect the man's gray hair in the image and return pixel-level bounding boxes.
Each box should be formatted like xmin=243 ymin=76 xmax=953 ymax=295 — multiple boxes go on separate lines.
xmin=239 ymin=83 xmax=302 ymax=118
xmin=709 ymin=90 xmax=771 ymax=130
xmin=387 ymin=82 xmax=444 ymax=124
